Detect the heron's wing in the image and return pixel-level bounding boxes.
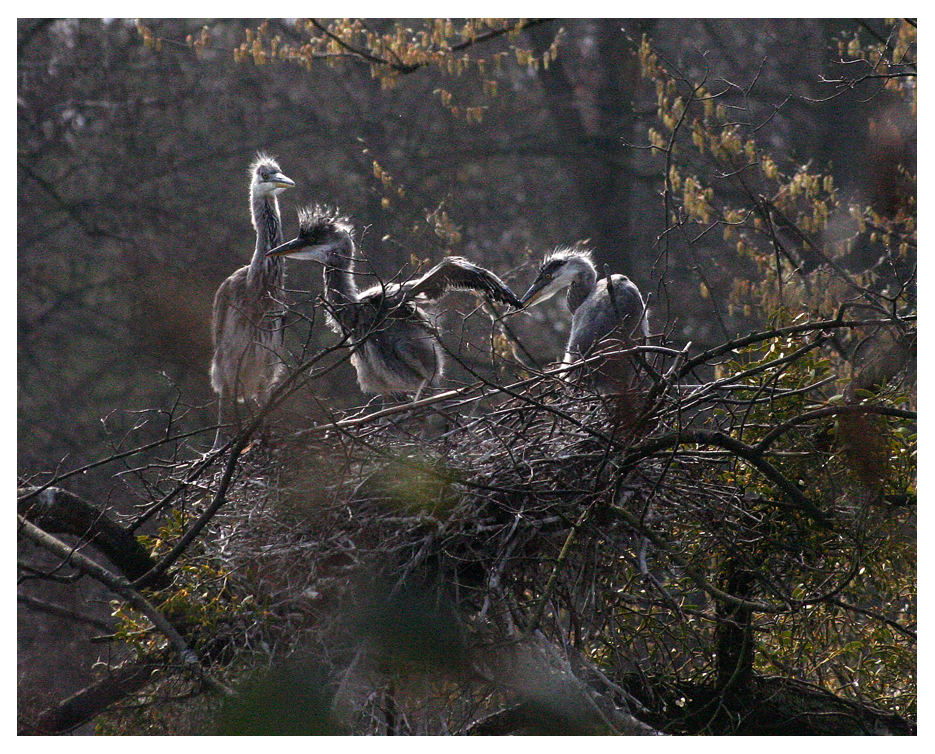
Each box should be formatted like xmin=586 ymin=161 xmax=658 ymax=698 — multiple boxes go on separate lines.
xmin=356 ymin=281 xmax=404 ymax=302
xmin=211 ymin=275 xmax=235 ymax=348
xmin=606 ymin=276 xmax=648 ymax=338
xmin=402 ymin=257 xmax=521 ymax=308
xmin=568 ymin=276 xmax=647 ymax=356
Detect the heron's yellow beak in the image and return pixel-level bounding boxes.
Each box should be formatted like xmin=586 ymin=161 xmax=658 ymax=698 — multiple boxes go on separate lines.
xmin=520 ymin=279 xmax=550 ymax=308
xmin=266 ymin=237 xmax=338 ymax=263
xmin=270 ymin=172 xmax=295 ymax=189
xmin=266 ymin=237 xmax=307 ymax=257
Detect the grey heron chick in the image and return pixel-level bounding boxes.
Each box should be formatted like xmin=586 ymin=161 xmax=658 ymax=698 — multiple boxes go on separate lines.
xmin=209 ymin=154 xmax=295 ymax=450
xmin=266 ymin=205 xmax=522 ymax=399
xmin=521 ymin=247 xmax=649 ymax=391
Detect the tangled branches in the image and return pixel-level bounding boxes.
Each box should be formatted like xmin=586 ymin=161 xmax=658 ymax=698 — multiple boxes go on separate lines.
xmin=18 ymin=306 xmax=915 ymax=734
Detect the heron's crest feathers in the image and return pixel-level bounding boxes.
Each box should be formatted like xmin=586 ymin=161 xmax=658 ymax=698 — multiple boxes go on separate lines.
xmin=296 ymin=204 xmax=355 ymax=241
xmin=249 ymin=152 xmax=282 ymax=176
xmin=539 ymin=246 xmax=595 ymax=273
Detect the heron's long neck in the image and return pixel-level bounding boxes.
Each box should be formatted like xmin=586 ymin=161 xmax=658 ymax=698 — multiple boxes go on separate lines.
xmin=247 ymin=193 xmax=284 ymax=287
xmin=322 ymin=239 xmax=359 ymax=311
xmin=565 ymin=262 xmax=597 ymax=313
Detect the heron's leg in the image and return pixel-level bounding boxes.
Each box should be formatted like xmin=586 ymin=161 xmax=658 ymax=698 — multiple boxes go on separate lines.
xmin=411 ymin=382 xmax=453 ymax=440
xmin=412 ymin=380 xmax=429 ymax=403
xmin=253 ymin=396 xmax=270 ymax=447
xmin=212 ymin=386 xmax=235 ymax=452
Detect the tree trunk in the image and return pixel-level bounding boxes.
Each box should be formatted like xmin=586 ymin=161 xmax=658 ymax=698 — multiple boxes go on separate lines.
xmin=714 ymin=560 xmax=755 ymax=698
xmin=528 ymin=21 xmax=644 ymax=274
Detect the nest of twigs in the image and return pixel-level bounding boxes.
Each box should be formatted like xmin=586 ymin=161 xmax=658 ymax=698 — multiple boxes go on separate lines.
xmin=172 ymin=376 xmax=742 ymax=733
xmin=128 ymin=323 xmax=915 ymax=734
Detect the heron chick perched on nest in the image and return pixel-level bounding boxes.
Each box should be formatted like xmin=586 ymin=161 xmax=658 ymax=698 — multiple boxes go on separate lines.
xmin=266 ymin=205 xmax=523 ymax=400
xmin=209 ymin=154 xmax=295 ymax=450
xmin=521 ymin=247 xmax=649 ymax=394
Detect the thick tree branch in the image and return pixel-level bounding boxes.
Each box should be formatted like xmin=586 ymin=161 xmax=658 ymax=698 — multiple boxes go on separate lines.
xmin=622 ymin=428 xmax=831 ymax=526
xmin=31 ymin=659 xmax=161 ymax=734
xmin=17 ymin=592 xmax=113 ymax=632
xmin=17 ymin=516 xmax=233 ymax=698
xmin=18 ymin=486 xmax=158 ymax=582
xmin=756 ymin=403 xmax=915 ymax=453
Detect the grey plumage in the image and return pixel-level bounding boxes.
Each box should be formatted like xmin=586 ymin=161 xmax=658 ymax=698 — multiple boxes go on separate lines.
xmin=209 ymin=154 xmax=295 ymax=449
xmin=521 ymin=247 xmax=649 ymax=390
xmin=266 ymin=205 xmax=522 ymax=398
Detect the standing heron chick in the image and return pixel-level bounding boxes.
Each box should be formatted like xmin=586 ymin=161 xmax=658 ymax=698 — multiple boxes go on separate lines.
xmin=266 ymin=205 xmax=522 ymax=399
xmin=210 ymin=154 xmax=295 ymax=450
xmin=521 ymin=247 xmax=649 ymax=392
